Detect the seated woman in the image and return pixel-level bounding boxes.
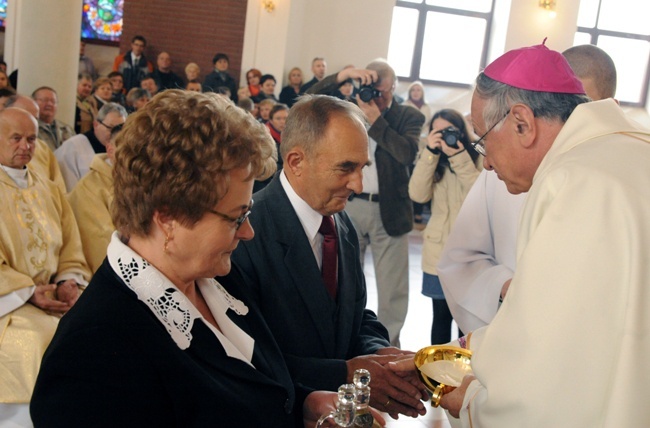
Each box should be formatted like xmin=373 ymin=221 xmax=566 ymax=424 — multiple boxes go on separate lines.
xmin=30 ymin=90 xmax=360 ymax=427
xmin=87 ymin=77 xmax=114 ymax=114
xmin=0 ymin=107 xmax=90 ymax=425
xmin=125 ymin=87 xmax=150 ymax=113
xmin=184 ymin=62 xmax=201 ymax=84
xmin=265 ymin=103 xmax=288 ymax=147
xmin=254 ymin=103 xmax=287 ymax=193
xmin=252 ymin=74 xmax=278 ymax=103
xmin=408 ymin=109 xmax=482 ymax=345
xmin=238 ymin=68 xmax=263 ymax=101
xmin=257 ymin=97 xmax=276 ymax=124
xmin=108 ymin=71 xmax=127 ymax=107
xmin=337 ymin=78 xmax=355 ymax=101
xmin=67 ymin=125 xmax=122 ymax=273
xmin=279 ymin=67 xmax=303 ymax=108
xmin=0 ymin=69 xmax=12 ymax=91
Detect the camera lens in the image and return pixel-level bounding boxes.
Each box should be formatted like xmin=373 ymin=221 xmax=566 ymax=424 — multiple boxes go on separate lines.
xmin=440 ymin=127 xmax=461 ymax=149
xmin=358 ymin=85 xmax=374 ymax=103
xmin=443 ymin=133 xmax=458 ymax=148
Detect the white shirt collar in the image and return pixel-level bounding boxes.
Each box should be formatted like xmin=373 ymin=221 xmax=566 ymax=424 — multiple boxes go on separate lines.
xmin=280 ymin=170 xmax=325 ymax=243
xmin=1 ymin=164 xmax=29 ymax=188
xmin=107 ymin=232 xmax=255 ymax=365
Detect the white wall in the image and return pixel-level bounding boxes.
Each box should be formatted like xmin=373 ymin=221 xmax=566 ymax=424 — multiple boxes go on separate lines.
xmin=240 ymin=0 xmax=649 ymax=126
xmin=504 ymin=0 xmax=580 ymax=52
xmin=241 ymin=0 xmax=395 ymax=89
xmin=4 ymin=0 xmax=82 ymax=125
xmin=85 ymin=44 xmax=120 ymax=78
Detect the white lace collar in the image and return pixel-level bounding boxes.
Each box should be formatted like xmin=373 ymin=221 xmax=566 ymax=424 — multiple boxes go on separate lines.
xmin=107 ymin=232 xmax=255 ymax=365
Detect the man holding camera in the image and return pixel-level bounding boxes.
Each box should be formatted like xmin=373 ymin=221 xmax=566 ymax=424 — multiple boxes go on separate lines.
xmin=308 ymin=60 xmax=425 ymax=346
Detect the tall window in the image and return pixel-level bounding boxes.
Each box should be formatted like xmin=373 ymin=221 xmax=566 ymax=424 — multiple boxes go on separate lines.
xmin=387 ymin=0 xmax=496 ymax=88
xmin=575 ymin=0 xmax=650 ymax=106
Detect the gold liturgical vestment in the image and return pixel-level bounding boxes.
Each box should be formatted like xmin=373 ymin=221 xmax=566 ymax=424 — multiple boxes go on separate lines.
xmin=0 ymin=168 xmax=90 ymax=403
xmin=28 ymin=138 xmax=67 ymax=195
xmin=67 ymin=154 xmax=114 ymax=273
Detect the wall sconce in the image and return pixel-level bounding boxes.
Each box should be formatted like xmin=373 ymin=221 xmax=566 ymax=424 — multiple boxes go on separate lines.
xmin=539 ymin=0 xmax=557 ymax=18
xmin=262 ymin=0 xmax=275 ymax=13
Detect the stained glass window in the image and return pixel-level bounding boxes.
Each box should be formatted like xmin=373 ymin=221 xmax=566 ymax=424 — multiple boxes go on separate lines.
xmin=0 ymin=0 xmax=123 ymax=43
xmin=0 ymin=0 xmax=7 ymax=27
xmin=81 ymin=0 xmax=124 ymax=42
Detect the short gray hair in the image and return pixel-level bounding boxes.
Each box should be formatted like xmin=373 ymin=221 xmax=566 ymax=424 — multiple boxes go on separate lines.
xmin=475 ymin=73 xmax=590 ymax=130
xmin=127 ymin=88 xmax=150 ymax=105
xmin=97 ymin=102 xmax=128 ymax=121
xmin=281 ymin=94 xmax=366 ymax=160
xmin=366 ymin=59 xmax=397 ymax=89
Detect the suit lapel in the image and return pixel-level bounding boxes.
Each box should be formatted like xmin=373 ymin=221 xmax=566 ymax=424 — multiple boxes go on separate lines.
xmin=264 ymin=178 xmax=339 ymax=355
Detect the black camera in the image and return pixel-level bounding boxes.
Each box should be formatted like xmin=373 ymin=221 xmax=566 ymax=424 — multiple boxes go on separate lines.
xmin=358 ymin=84 xmax=381 ymax=102
xmin=439 ymin=127 xmax=462 ymax=149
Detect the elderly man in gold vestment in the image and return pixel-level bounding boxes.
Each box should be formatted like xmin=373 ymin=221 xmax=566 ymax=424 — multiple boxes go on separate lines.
xmin=1 ymin=93 xmax=67 ymax=195
xmin=0 ymin=108 xmax=90 ymax=425
xmin=67 ymin=125 xmax=122 ymax=273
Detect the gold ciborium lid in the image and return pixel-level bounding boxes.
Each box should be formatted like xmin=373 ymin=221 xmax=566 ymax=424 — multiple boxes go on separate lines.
xmin=414 ymin=345 xmax=472 ymax=407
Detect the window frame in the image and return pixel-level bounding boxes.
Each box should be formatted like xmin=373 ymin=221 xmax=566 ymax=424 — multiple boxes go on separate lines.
xmin=391 ymin=0 xmax=496 ymax=88
xmin=576 ymin=0 xmax=650 ymax=107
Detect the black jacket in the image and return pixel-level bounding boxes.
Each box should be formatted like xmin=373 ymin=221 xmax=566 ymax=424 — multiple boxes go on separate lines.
xmin=31 ymin=259 xmax=305 ymax=427
xmin=220 ymin=176 xmax=390 ymax=392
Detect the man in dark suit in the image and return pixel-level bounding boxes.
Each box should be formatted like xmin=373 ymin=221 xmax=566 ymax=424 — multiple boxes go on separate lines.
xmin=220 ymin=95 xmax=426 ymax=419
xmin=308 ymin=60 xmax=425 ymax=347
xmin=300 ymin=57 xmax=327 ymax=93
xmin=151 ymin=51 xmax=184 ymax=91
xmin=112 ymin=35 xmax=154 ymax=91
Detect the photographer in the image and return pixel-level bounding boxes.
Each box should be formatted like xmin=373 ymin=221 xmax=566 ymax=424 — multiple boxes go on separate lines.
xmin=408 ymin=109 xmax=482 ymax=344
xmin=308 ymin=60 xmax=424 ymax=349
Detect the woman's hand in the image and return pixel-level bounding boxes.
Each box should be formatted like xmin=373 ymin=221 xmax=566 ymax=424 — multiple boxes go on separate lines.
xmin=303 ymin=391 xmax=337 ymax=428
xmin=303 ymin=391 xmax=386 ymax=428
xmin=426 ymin=128 xmax=443 ymax=152
xmin=428 ymin=128 xmax=466 ymax=157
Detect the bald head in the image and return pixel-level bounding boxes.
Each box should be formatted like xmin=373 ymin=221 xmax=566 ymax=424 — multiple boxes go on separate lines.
xmin=4 ymin=94 xmax=40 ymax=119
xmin=563 ymin=45 xmax=617 ymax=101
xmin=0 ymin=108 xmax=38 ymax=168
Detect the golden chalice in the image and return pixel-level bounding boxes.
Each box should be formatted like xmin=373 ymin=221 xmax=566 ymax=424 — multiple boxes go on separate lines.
xmin=414 ymin=345 xmax=473 ymax=407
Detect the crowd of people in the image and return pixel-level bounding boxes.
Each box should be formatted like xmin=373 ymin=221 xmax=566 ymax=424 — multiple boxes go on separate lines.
xmin=1 ymin=33 xmax=649 ymax=427
xmin=0 ymin=38 xmax=431 ymax=425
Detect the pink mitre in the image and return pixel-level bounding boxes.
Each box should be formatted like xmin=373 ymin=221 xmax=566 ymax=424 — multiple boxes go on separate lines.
xmin=484 ymin=38 xmax=585 ymax=94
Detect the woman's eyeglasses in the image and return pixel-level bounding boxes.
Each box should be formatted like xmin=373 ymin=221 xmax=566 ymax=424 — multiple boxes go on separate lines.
xmin=208 ymin=200 xmax=254 ymax=230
